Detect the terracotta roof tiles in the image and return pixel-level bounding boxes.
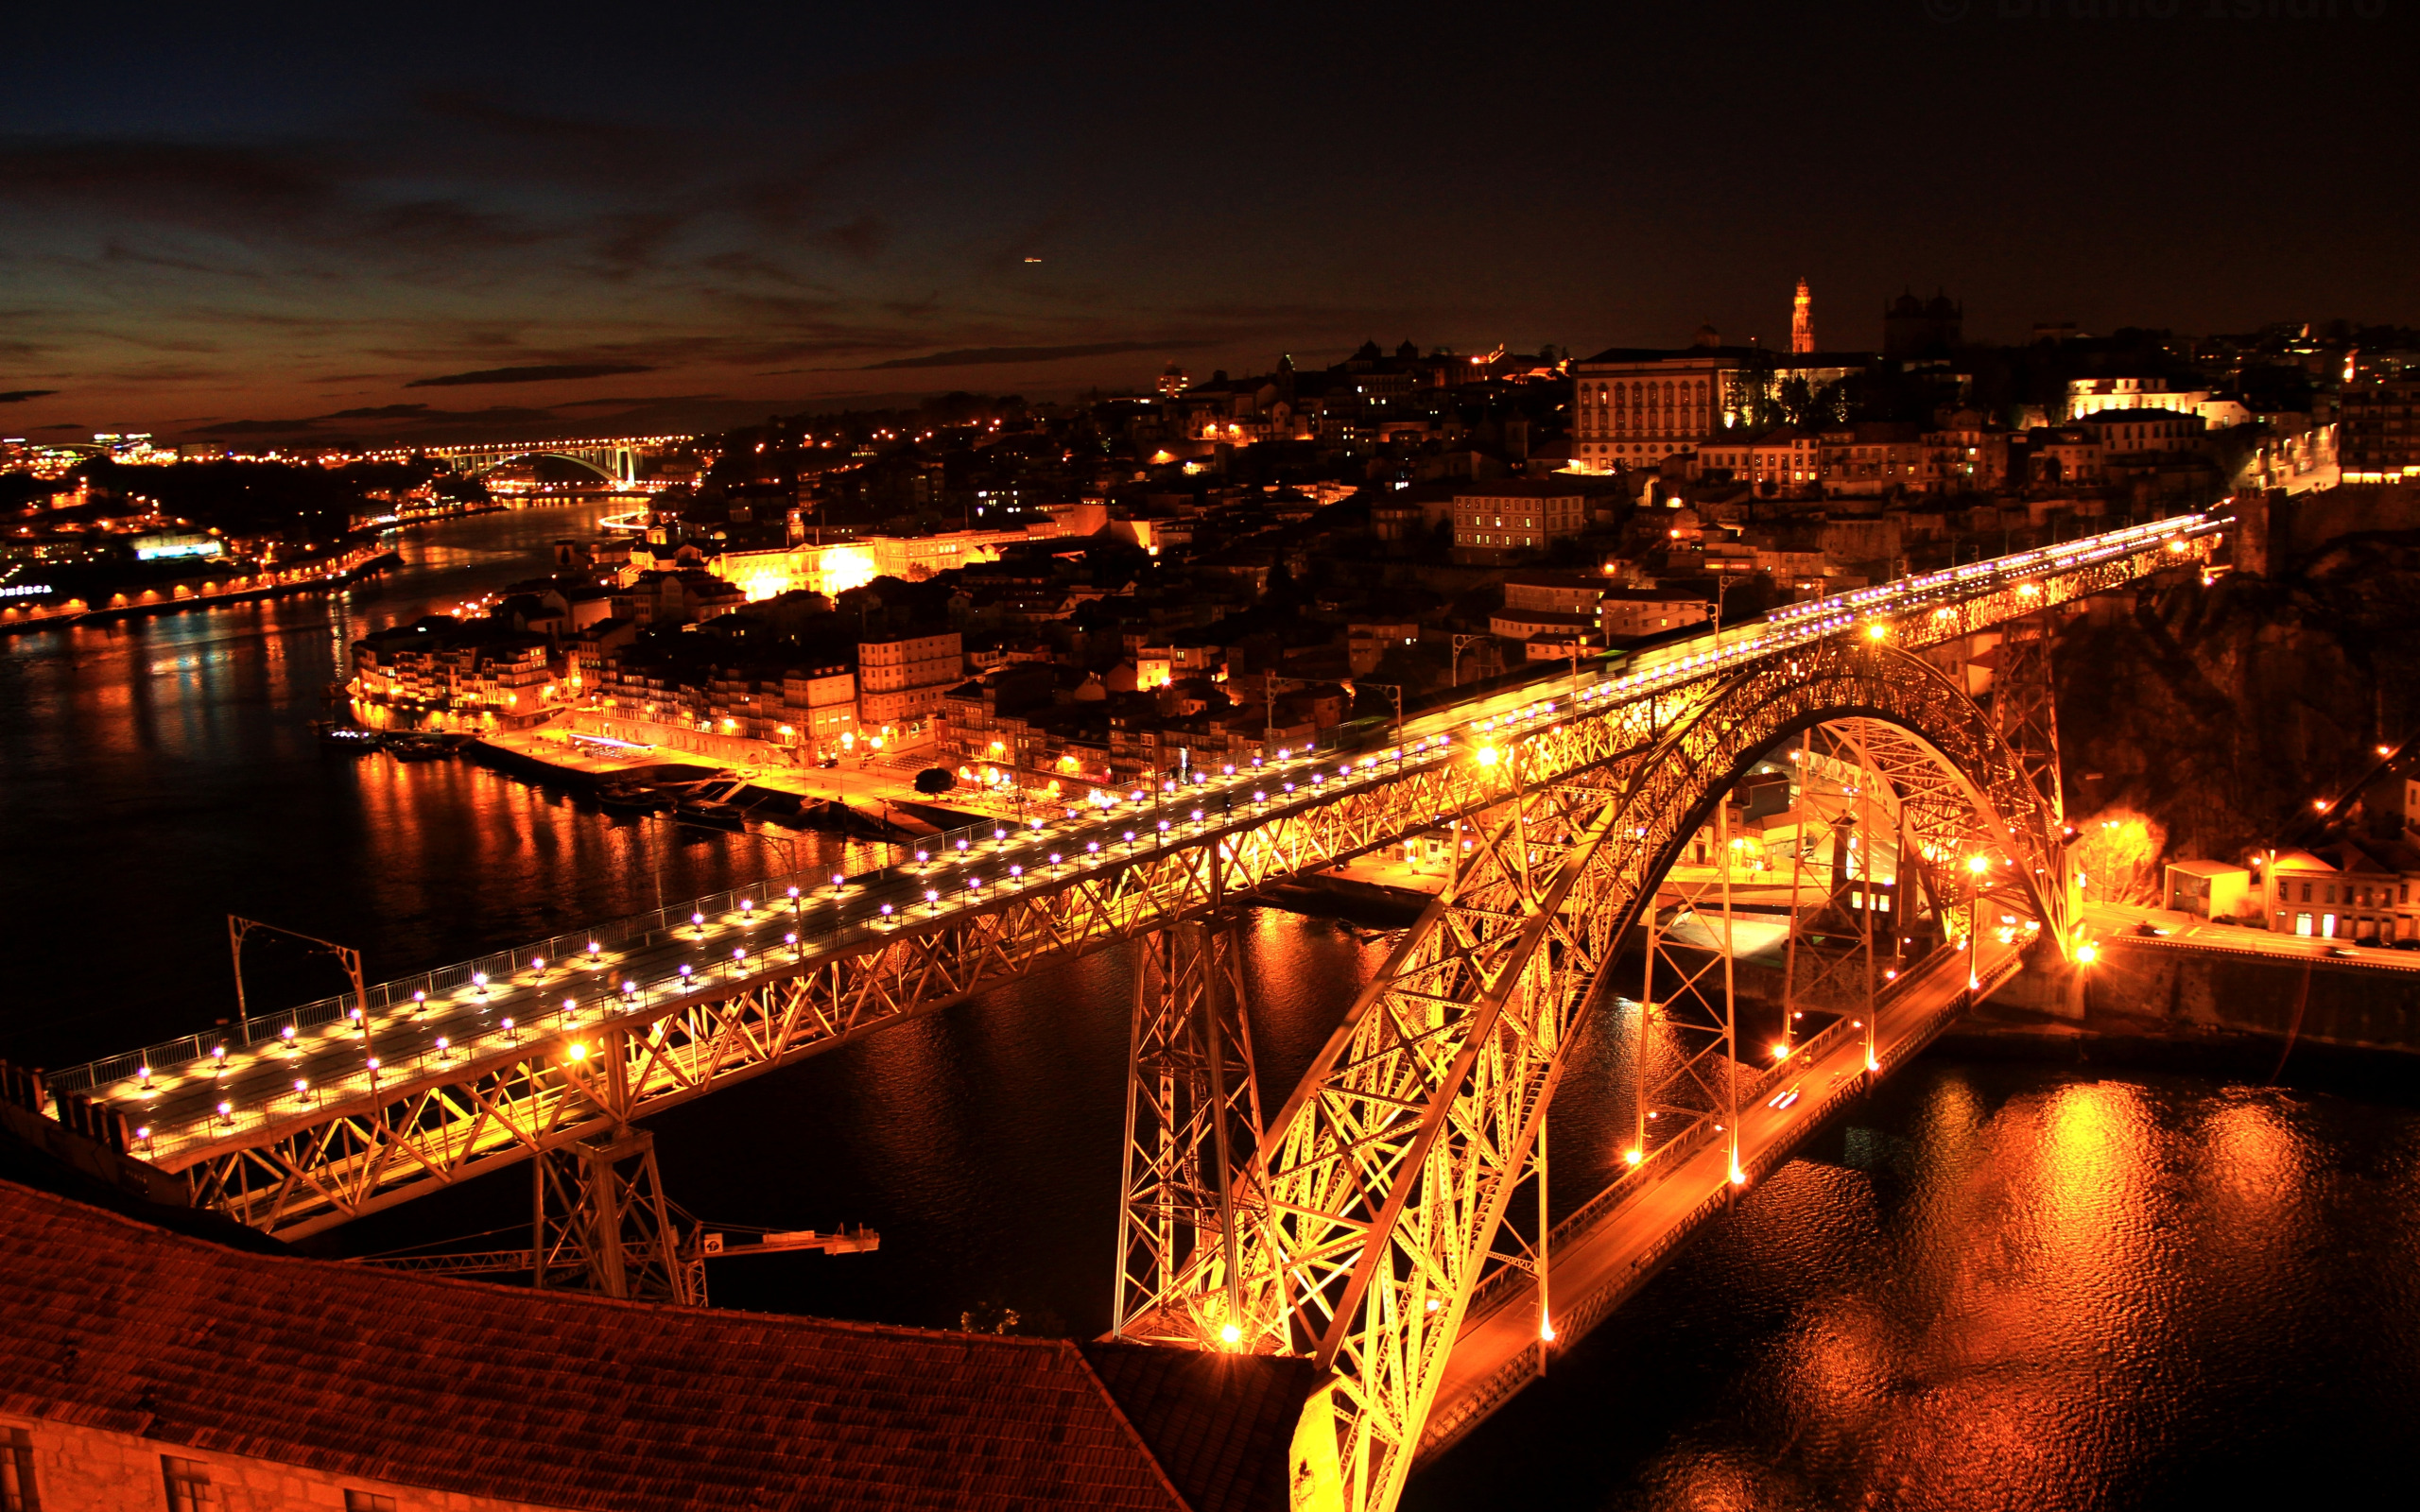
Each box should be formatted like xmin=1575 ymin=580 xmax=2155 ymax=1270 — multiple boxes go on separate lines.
xmin=0 ymin=1178 xmax=1197 ymax=1512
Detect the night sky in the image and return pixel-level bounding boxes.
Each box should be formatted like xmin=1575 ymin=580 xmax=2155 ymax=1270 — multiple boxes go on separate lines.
xmin=3 ymin=1 xmax=2412 ymax=445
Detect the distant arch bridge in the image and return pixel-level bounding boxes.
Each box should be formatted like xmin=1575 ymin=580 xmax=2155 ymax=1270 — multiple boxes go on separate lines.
xmin=415 ymin=436 xmax=690 ymax=487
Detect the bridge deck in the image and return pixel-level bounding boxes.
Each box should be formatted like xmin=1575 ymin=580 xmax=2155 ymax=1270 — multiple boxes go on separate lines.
xmin=1417 ymin=938 xmax=2023 ymax=1460
xmin=45 ymin=516 xmax=2214 ymax=1226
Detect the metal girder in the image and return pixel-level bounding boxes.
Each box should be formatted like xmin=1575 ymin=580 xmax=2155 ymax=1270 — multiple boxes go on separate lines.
xmin=531 ymin=1127 xmax=702 ymax=1305
xmin=169 ymin=785 xmax=1465 ymax=1237
xmin=1630 ymin=799 xmax=1745 ymax=1181
xmin=164 ymin=673 xmax=1674 ymax=1239
xmin=133 ymin=523 xmax=2175 ymax=1245
xmin=1112 ymin=913 xmax=1266 ymax=1348
xmin=1219 ymin=640 xmax=2067 ymax=1512
xmin=1991 ymin=609 xmax=2066 ymax=823
xmin=364 ymin=1127 xmax=706 ymax=1303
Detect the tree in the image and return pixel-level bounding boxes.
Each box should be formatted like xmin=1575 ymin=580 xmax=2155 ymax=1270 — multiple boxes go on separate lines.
xmin=2071 ymin=809 xmax=2168 ymax=905
xmin=914 ymin=767 xmax=956 ymax=796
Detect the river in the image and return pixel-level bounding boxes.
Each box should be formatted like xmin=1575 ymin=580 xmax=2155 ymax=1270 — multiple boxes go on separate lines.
xmin=2 ymin=501 xmax=2413 ymax=1509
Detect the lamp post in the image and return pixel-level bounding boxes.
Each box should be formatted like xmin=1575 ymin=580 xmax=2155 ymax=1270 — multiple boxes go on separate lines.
xmin=1450 ymin=633 xmax=1488 ymax=687
xmin=1965 ymin=853 xmax=1990 ymax=999
xmin=229 ymin=916 xmax=368 ymax=1030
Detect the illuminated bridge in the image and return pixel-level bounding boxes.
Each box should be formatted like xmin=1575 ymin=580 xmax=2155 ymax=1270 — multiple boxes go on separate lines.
xmin=360 ymin=434 xmax=693 ymax=485
xmin=45 ymin=513 xmax=2223 ymax=1512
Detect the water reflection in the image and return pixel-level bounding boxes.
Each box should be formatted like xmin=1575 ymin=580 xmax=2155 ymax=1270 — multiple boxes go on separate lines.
xmin=0 ymin=499 xmax=770 ymax=1068
xmin=1409 ymin=1063 xmax=2420 ymax=1511
xmin=9 ymin=506 xmax=2420 ymax=1507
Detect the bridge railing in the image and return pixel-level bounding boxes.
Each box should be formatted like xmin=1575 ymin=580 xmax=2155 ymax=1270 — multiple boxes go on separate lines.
xmin=43 ymin=738 xmax=1466 ymax=1099
xmin=47 ymin=512 xmax=2216 ymax=1105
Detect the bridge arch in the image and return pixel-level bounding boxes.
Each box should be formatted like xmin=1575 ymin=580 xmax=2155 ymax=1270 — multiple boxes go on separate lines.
xmin=457 ymin=450 xmax=624 ymax=483
xmin=1191 ymin=638 xmax=2071 ymax=1512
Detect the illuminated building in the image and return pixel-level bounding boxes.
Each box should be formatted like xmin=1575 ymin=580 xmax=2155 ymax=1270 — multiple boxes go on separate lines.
xmin=351 ymin=621 xmax=558 ymax=722
xmin=1915 ymin=412 xmax=2014 ymax=493
xmin=130 ymin=531 xmax=224 ymax=561
xmin=1813 ymin=422 xmax=1925 ymax=495
xmin=1599 ymin=586 xmax=1712 ymax=643
xmin=2076 ymin=407 xmax=2207 ymax=458
xmin=2338 ymin=378 xmax=2420 ymax=481
xmin=857 ymin=630 xmax=964 ymax=738
xmin=1790 ymin=277 xmax=1814 ymax=354
xmin=1568 ymin=343 xmax=1741 ymax=472
xmin=1449 ymin=480 xmax=1611 ymax=562
xmin=2066 ymin=376 xmax=2248 ymax=429
xmin=781 ymin=665 xmax=859 ymax=753
xmin=649 ymin=527 xmax=1051 ymax=606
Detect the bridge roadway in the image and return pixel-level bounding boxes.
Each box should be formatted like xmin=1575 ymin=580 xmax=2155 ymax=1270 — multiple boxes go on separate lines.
xmin=49 ymin=515 xmax=2214 ymax=1219
xmin=1417 ymin=935 xmax=2025 ymax=1461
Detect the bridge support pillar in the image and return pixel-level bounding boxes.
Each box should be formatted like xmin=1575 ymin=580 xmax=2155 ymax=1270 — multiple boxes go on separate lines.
xmin=1631 ymin=801 xmax=1742 ymax=1176
xmin=1111 ymin=912 xmax=1265 ymax=1348
xmin=532 ymin=1127 xmax=703 ymax=1306
xmin=1991 ymin=610 xmax=2065 ymax=824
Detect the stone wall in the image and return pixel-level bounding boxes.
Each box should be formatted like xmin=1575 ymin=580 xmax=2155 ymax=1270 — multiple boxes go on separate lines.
xmin=2001 ymin=938 xmax=2420 ymax=1054
xmin=2267 ymin=483 xmax=2419 ymax=559
xmin=0 ymin=1414 xmax=550 ymax=1512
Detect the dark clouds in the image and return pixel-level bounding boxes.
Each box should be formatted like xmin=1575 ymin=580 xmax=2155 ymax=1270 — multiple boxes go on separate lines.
xmin=864 ymin=341 xmax=1215 ymax=370
xmin=406 ymin=364 xmax=655 ymax=388
xmin=316 ymin=404 xmax=431 ymax=420
xmin=0 ymin=2 xmax=2410 ymax=441
xmin=0 ymin=389 xmax=58 ymax=403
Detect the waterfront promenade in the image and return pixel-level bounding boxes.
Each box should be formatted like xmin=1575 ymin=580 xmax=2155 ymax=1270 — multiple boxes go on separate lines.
xmin=0 ymin=543 xmax=396 ymax=634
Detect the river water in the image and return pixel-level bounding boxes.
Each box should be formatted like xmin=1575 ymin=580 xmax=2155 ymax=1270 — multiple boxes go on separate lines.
xmin=3 ymin=502 xmax=2414 ymax=1509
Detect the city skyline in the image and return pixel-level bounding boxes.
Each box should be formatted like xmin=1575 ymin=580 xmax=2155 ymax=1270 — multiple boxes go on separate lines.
xmin=4 ymin=2 xmax=2415 ymax=444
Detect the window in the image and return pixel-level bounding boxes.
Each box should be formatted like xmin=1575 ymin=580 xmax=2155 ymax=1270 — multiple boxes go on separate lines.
xmin=344 ymin=1494 xmax=397 ymax=1512
xmin=3 ymin=1428 xmax=38 ymax=1512
xmin=162 ymin=1457 xmax=214 ymax=1511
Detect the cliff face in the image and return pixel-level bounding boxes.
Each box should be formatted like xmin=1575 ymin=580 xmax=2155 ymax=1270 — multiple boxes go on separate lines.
xmin=2052 ymin=527 xmax=2420 ymax=864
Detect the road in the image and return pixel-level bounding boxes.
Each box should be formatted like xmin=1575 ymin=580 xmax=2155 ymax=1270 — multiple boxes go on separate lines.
xmin=1421 ymin=936 xmax=2019 ymax=1458
xmin=2081 ymin=901 xmax=2420 ymax=972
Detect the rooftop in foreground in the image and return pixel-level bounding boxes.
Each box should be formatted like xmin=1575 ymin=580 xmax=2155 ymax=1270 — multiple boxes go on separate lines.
xmin=0 ymin=1177 xmax=1311 ymax=1512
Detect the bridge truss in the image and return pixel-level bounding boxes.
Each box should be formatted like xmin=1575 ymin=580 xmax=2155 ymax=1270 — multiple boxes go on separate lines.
xmin=55 ymin=523 xmax=2211 ymax=1444
xmin=1140 ymin=635 xmax=2076 ymax=1512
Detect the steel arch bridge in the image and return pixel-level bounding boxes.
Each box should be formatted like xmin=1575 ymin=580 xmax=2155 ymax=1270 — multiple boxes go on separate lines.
xmin=1114 ymin=636 xmax=2070 ymax=1512
xmin=411 ymin=437 xmax=687 ymax=486
xmin=43 ymin=516 xmax=2221 ymax=1512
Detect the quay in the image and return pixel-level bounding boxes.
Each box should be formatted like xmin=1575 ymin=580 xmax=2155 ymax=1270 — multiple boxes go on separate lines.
xmin=0 ymin=545 xmax=399 ymax=636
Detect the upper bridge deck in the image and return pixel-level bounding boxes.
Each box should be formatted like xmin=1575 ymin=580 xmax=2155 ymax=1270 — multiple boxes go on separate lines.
xmin=47 ymin=513 xmax=2221 ymax=1221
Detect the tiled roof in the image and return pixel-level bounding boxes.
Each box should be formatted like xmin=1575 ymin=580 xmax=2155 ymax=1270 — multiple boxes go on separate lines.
xmin=0 ymin=1178 xmax=1194 ymax=1512
xmin=1078 ymin=1345 xmax=1316 ymax=1512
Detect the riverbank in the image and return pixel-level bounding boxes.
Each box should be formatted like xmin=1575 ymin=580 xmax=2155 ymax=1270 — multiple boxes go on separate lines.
xmin=467 ymin=727 xmax=957 ymax=841
xmin=1988 ymin=933 xmax=2420 ymax=1053
xmin=472 ymin=723 xmax=997 ymax=837
xmin=0 ymin=546 xmax=401 ymax=636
